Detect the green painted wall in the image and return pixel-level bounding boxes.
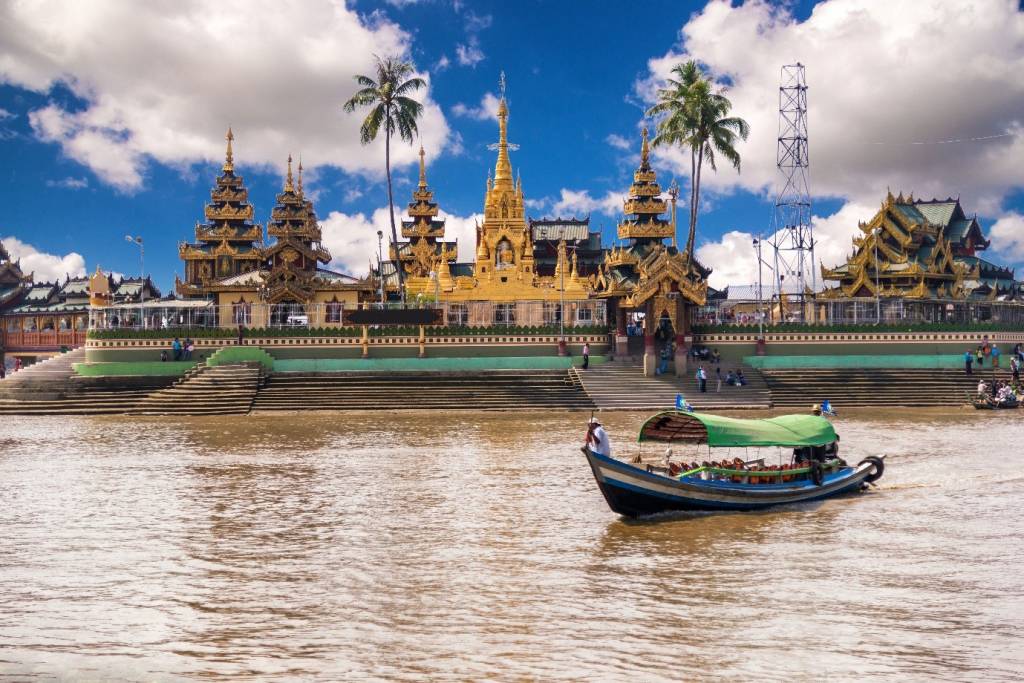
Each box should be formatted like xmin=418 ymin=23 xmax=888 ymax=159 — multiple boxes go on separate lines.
xmin=745 ymin=354 xmax=970 ymax=369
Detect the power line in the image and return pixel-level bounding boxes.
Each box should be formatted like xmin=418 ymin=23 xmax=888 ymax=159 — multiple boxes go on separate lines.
xmin=867 ymin=131 xmax=1015 ymax=146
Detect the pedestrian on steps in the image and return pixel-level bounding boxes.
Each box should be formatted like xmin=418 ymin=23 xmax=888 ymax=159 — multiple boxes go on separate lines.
xmin=1011 ymin=356 xmax=1020 ymax=384
xmin=697 ymin=366 xmax=707 ymax=393
xmin=582 ymin=342 xmax=590 ymax=370
xmin=171 ymin=337 xmax=182 ymax=361
xmin=715 ymin=366 xmax=723 ymax=392
xmin=976 ymin=347 xmax=984 ymax=368
xmin=992 ymin=344 xmax=1001 ymax=368
xmin=237 ymin=323 xmax=245 ymax=346
xmin=965 ymin=349 xmax=974 ymax=375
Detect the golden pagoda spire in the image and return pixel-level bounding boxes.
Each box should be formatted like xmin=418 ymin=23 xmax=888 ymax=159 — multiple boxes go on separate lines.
xmin=418 ymin=143 xmax=427 ymax=189
xmin=285 ymin=154 xmax=294 ymax=192
xmin=493 ymin=71 xmax=512 ymax=186
xmin=297 ymin=156 xmax=304 ymax=197
xmin=640 ymin=126 xmax=650 ymax=167
xmin=223 ymin=127 xmax=234 ymax=173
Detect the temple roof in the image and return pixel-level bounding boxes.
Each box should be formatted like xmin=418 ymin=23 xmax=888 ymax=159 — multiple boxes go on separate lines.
xmin=531 ymin=218 xmax=591 ymax=242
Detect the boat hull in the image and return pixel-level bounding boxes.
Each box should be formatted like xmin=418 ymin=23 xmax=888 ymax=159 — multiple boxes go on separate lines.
xmin=583 ymin=447 xmax=876 ymax=518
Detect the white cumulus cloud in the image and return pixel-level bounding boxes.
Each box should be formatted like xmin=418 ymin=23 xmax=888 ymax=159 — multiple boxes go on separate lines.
xmin=455 ymin=37 xmax=485 ymax=67
xmin=452 ymin=93 xmax=500 ymax=121
xmin=320 ymin=208 xmax=482 ymax=277
xmin=638 ymin=0 xmax=1024 ymax=214
xmin=989 ymin=212 xmax=1024 ymax=264
xmin=0 ymin=0 xmax=453 ymax=191
xmin=551 ymin=188 xmax=625 ymax=218
xmin=0 ymin=236 xmax=86 ymax=283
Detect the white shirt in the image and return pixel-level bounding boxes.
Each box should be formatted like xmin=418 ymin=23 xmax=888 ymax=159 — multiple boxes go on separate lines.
xmin=591 ymin=425 xmax=612 ymax=457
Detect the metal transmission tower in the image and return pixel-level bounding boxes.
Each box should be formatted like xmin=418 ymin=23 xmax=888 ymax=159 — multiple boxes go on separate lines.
xmin=768 ymin=63 xmax=814 ymax=322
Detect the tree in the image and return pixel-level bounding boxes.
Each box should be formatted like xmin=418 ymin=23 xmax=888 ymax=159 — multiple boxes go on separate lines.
xmin=344 ymin=55 xmax=425 ymax=304
xmin=646 ymin=60 xmax=750 ymax=259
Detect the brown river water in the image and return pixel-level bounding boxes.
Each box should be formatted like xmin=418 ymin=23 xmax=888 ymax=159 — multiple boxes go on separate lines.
xmin=0 ymin=409 xmax=1022 ymax=681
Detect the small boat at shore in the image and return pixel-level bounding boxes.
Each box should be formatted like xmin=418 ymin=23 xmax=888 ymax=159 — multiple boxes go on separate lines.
xmin=582 ymin=411 xmax=884 ymax=519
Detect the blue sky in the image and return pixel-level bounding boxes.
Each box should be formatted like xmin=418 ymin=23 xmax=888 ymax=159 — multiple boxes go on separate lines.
xmin=1 ymin=0 xmax=1022 ymax=291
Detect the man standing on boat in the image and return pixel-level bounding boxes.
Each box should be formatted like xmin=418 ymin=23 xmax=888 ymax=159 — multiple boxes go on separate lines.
xmin=585 ymin=417 xmax=612 ymax=457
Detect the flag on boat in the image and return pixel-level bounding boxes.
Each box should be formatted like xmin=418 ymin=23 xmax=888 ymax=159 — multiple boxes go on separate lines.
xmin=821 ymin=400 xmax=837 ymax=416
xmin=675 ymin=393 xmax=694 ymax=412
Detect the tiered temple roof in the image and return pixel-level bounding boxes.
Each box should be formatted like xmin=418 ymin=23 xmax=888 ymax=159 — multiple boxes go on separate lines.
xmin=262 ymin=156 xmax=333 ymax=303
xmin=616 ymin=128 xmax=674 ymax=245
xmin=594 ymin=129 xmax=708 ymax=311
xmin=392 ymin=145 xmax=457 ymax=279
xmin=820 ymin=191 xmax=1021 ymax=301
xmin=177 ymin=128 xmax=264 ymax=296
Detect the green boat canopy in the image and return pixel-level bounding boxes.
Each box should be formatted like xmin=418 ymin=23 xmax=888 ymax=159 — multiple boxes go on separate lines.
xmin=637 ymin=411 xmax=837 ymax=448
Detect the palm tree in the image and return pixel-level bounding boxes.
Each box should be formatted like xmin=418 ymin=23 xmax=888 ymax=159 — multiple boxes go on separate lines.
xmin=344 ymin=55 xmax=425 ymax=304
xmin=646 ymin=61 xmax=750 ymax=258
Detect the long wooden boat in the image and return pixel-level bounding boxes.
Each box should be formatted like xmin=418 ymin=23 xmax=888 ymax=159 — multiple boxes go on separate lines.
xmin=582 ymin=411 xmax=884 ymax=519
xmin=971 ymin=397 xmax=1019 ymax=410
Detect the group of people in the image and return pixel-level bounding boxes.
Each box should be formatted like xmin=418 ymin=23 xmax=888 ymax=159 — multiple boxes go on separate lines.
xmin=964 ymin=341 xmax=1024 ymax=374
xmin=976 ymin=378 xmax=1022 ymax=407
xmin=695 ymin=364 xmax=747 ymax=393
xmin=161 ymin=337 xmax=195 ymax=362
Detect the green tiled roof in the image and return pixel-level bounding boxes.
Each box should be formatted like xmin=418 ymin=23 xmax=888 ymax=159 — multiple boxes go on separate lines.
xmin=895 ymin=204 xmax=925 ymax=223
xmin=915 ymin=201 xmax=958 ymax=226
xmin=945 ymin=218 xmax=973 ymax=241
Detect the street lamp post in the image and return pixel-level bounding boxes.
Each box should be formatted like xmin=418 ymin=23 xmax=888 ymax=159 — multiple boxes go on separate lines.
xmin=125 ymin=234 xmax=144 ymax=327
xmin=376 ymin=230 xmax=385 ymax=305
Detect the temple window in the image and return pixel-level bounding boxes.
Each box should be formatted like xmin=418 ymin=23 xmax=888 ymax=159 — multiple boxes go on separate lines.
xmin=232 ymin=300 xmax=252 ymax=325
xmin=24 ymin=317 xmax=37 ymax=331
xmin=543 ymin=302 xmax=562 ymax=325
xmin=6 ymin=318 xmax=20 ymax=332
xmin=326 ymin=299 xmax=343 ymax=323
xmin=59 ymin=316 xmax=71 ymax=331
xmin=41 ymin=317 xmax=55 ymax=331
xmin=75 ymin=316 xmax=87 ymax=330
xmin=448 ymin=303 xmax=468 ymax=326
xmin=494 ymin=303 xmax=516 ymax=326
xmin=576 ymin=305 xmax=594 ymax=324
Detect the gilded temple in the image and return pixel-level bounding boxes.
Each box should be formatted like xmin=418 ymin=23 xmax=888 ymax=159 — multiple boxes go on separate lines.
xmin=820 ymin=191 xmax=1021 ymax=305
xmin=438 ymin=83 xmax=589 ymax=303
xmin=175 ymin=130 xmax=371 ymax=325
xmin=177 ymin=128 xmax=264 ymax=288
xmin=391 ymin=145 xmax=458 ymax=293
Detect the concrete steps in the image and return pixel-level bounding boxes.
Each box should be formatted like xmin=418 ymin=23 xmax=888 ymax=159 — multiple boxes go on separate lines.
xmin=251 ymin=370 xmax=594 ymax=412
xmin=0 ymin=348 xmax=86 ymax=400
xmin=576 ymin=359 xmax=772 ymax=411
xmin=133 ymin=363 xmax=262 ymax=415
xmin=763 ymin=368 xmax=1014 ymax=407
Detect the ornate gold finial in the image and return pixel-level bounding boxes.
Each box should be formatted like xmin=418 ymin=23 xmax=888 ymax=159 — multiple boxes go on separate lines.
xmin=223 ymin=127 xmax=234 ymax=172
xmin=640 ymin=127 xmax=650 ymax=167
xmin=418 ymin=143 xmax=427 ymax=189
xmin=297 ymin=156 xmax=304 ymax=196
xmin=285 ymin=154 xmax=294 ymax=192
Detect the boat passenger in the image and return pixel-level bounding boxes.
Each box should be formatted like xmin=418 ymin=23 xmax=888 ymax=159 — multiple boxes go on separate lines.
xmin=585 ymin=417 xmax=612 ymax=457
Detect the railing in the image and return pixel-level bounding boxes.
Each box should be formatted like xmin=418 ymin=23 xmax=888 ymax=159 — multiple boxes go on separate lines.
xmin=2 ymin=330 xmax=87 ymax=350
xmin=88 ymin=299 xmax=607 ymax=331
